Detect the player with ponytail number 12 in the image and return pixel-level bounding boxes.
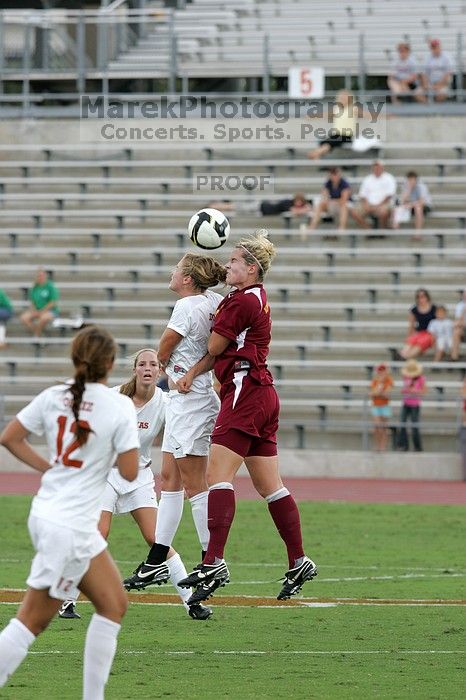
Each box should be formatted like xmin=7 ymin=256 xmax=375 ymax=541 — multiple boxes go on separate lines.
xmin=177 ymin=231 xmax=318 ymax=603
xmin=0 ymin=325 xmax=140 ymax=699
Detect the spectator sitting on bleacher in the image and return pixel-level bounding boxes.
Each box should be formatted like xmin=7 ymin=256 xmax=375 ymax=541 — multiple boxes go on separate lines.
xmin=353 ymin=160 xmax=397 ymax=230
xmin=387 ymin=43 xmax=419 ymax=104
xmin=398 ymin=288 xmax=437 ymax=360
xmin=427 ymin=305 xmax=454 ymax=362
xmin=307 ymin=90 xmax=358 ymax=160
xmin=417 ymin=39 xmax=454 ymax=103
xmin=308 ymin=167 xmax=352 ymax=233
xmin=0 ymin=287 xmax=13 ymax=349
xmin=392 ymin=171 xmax=432 ymax=237
xmin=260 ymin=192 xmax=313 ymax=218
xmin=20 ymin=268 xmax=60 ymax=338
xmin=451 ymin=289 xmax=466 ymax=361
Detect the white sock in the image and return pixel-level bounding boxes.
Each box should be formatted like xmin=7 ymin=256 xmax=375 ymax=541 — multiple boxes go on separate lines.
xmin=265 ymin=487 xmax=290 ymax=504
xmin=155 ymin=490 xmax=185 ymax=547
xmin=83 ymin=613 xmax=121 ymax=700
xmin=167 ymin=552 xmax=191 ymax=610
xmin=0 ymin=618 xmax=35 ymax=687
xmin=189 ymin=490 xmax=210 ymax=552
xmin=0 ymin=325 xmax=5 ymax=344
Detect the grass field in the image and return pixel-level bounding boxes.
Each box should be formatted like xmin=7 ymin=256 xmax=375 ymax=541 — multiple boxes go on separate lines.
xmin=0 ymin=495 xmax=465 ymax=699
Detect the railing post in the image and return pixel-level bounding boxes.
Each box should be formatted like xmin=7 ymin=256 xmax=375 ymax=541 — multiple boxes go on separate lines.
xmin=0 ymin=15 xmax=4 ymax=98
xmin=361 ymin=396 xmax=370 ymax=451
xmin=263 ymin=33 xmax=270 ymax=94
xmin=168 ymin=12 xmax=177 ymax=95
xmin=455 ymin=31 xmax=463 ymax=102
xmin=22 ymin=22 xmax=32 ymax=118
xmin=358 ymin=32 xmax=366 ymax=94
xmin=76 ymin=12 xmax=86 ymax=94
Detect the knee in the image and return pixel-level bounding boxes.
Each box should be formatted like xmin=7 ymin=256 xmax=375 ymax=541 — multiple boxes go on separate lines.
xmin=95 ymin=590 xmax=128 ymax=622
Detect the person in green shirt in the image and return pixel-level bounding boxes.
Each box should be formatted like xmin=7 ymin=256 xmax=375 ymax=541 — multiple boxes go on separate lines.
xmin=0 ymin=288 xmax=13 ymax=348
xmin=20 ymin=269 xmax=60 ymax=337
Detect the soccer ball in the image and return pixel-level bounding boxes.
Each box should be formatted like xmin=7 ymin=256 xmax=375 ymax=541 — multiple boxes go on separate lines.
xmin=188 ymin=208 xmax=230 ymax=250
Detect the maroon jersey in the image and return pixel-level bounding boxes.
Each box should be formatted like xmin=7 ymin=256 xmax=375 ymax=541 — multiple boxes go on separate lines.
xmin=212 ymin=284 xmax=274 ymax=387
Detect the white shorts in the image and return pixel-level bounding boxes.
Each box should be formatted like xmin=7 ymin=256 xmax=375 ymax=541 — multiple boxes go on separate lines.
xmin=101 ymin=470 xmax=158 ymax=514
xmin=436 ymin=337 xmax=452 ymax=352
xmin=161 ymin=389 xmax=220 ymax=458
xmin=26 ymin=514 xmax=107 ymax=601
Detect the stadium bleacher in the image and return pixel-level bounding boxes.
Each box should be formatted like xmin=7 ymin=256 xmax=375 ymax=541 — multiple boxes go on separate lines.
xmin=0 ymin=0 xmax=465 ymax=459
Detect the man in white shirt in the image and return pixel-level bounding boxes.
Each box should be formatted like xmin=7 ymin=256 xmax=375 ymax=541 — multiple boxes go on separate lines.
xmin=451 ymin=290 xmax=466 ymax=360
xmin=353 ymin=160 xmax=397 ymax=230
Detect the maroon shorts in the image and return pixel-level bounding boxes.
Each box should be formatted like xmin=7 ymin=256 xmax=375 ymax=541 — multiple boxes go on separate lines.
xmin=211 ymin=378 xmax=279 ymax=458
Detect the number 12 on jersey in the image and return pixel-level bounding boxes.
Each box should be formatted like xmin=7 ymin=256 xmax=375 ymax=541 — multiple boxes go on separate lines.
xmin=55 ymin=415 xmax=91 ymax=468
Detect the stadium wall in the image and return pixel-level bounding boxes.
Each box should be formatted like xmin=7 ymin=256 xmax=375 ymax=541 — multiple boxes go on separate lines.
xmin=0 ymin=447 xmax=462 ymax=481
xmin=0 ymin=116 xmax=466 ymax=144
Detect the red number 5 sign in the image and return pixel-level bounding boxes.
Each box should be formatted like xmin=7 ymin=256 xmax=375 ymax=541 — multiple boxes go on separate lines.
xmin=288 ymin=66 xmax=324 ymax=98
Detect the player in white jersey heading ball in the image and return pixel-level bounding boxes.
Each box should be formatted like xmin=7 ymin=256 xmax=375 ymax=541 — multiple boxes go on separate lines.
xmin=0 ymin=325 xmax=139 ymax=699
xmin=124 ymin=253 xmax=225 ymax=590
xmin=59 ymin=347 xmax=211 ymax=621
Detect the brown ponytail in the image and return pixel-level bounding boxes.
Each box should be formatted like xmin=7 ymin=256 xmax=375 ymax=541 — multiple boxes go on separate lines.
xmin=69 ymin=325 xmax=116 ymax=445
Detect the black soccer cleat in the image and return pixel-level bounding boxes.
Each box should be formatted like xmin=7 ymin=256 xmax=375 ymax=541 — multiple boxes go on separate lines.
xmin=58 ymin=600 xmax=81 ymax=619
xmin=178 ymin=562 xmax=230 ymax=604
xmin=123 ymin=561 xmax=170 ymax=591
xmin=277 ymin=556 xmax=318 ymax=600
xmin=188 ymin=602 xmax=213 ymax=620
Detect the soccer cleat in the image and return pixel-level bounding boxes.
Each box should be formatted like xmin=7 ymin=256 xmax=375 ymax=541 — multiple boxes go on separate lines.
xmin=277 ymin=556 xmax=318 ymax=600
xmin=178 ymin=562 xmax=230 ymax=604
xmin=123 ymin=561 xmax=170 ymax=591
xmin=188 ymin=603 xmax=213 ymax=620
xmin=58 ymin=600 xmax=80 ymax=619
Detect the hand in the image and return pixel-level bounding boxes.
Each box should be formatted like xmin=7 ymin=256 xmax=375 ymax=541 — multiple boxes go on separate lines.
xmin=176 ymin=371 xmax=194 ymax=394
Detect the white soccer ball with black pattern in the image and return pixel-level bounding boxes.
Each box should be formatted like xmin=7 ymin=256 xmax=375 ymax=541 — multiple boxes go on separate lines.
xmin=188 ymin=208 xmax=230 ymax=249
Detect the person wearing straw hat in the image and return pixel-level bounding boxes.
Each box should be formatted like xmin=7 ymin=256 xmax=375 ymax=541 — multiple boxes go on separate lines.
xmin=397 ymin=359 xmax=427 ymax=452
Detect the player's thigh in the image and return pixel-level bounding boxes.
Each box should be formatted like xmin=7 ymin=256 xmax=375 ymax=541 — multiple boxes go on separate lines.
xmin=78 ymin=549 xmax=127 ymax=623
xmin=244 ymin=455 xmax=283 ymax=498
xmin=207 ymin=443 xmax=244 ymax=485
xmin=98 ymin=510 xmax=113 ymax=540
xmin=161 ymin=451 xmax=183 ymax=490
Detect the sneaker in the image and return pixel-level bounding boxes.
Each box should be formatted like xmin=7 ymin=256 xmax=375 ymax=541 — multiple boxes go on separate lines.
xmin=277 ymin=556 xmax=318 ymax=600
xmin=178 ymin=562 xmax=230 ymax=604
xmin=58 ymin=600 xmax=80 ymax=619
xmin=123 ymin=561 xmax=170 ymax=591
xmin=188 ymin=602 xmax=213 ymax=620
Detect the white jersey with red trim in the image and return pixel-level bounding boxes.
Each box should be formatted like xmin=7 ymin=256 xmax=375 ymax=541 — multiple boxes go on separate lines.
xmin=107 ymin=385 xmax=167 ymax=495
xmin=16 ymin=382 xmax=139 ymax=533
xmin=165 ymin=289 xmax=223 ymax=393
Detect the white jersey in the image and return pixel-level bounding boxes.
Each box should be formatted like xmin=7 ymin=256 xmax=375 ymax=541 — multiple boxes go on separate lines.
xmin=17 ymin=383 xmax=139 ymax=533
xmin=165 ymin=289 xmax=223 ymax=394
xmin=107 ymin=385 xmax=167 ymax=495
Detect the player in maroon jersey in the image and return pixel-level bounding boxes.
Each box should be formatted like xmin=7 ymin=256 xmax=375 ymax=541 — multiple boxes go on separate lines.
xmin=177 ymin=230 xmax=317 ymax=601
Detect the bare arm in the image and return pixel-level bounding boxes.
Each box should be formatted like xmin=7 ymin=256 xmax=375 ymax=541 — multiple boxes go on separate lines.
xmin=0 ymin=419 xmax=51 ymax=473
xmin=177 ymin=352 xmax=216 ymax=393
xmin=157 ymin=327 xmax=183 ymax=369
xmin=177 ymin=331 xmax=230 ymax=393
xmin=407 ymin=311 xmax=416 ymax=335
xmin=116 ymin=448 xmax=139 ymax=482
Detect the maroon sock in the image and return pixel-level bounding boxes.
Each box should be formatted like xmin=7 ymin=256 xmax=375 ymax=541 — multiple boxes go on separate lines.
xmin=203 ymin=488 xmax=236 ymax=564
xmin=268 ymin=494 xmax=305 ymax=568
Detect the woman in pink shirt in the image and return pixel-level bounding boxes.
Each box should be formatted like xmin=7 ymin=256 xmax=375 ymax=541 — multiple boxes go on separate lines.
xmin=397 ymin=359 xmax=427 ymax=452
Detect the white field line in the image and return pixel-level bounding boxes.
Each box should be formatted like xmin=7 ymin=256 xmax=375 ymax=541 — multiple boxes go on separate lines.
xmin=24 ymin=650 xmax=465 ymax=656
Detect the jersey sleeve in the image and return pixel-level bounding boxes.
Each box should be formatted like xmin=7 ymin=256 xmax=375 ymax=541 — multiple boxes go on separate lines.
xmin=112 ymin=396 xmax=140 ymax=454
xmin=166 ymin=298 xmax=192 ymax=338
xmin=16 ymin=390 xmax=48 ymax=436
xmin=213 ymin=294 xmax=259 ymax=342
